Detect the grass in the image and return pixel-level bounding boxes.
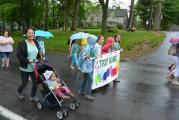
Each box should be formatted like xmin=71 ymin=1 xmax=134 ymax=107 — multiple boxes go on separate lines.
xmin=11 ymin=29 xmax=165 ymax=59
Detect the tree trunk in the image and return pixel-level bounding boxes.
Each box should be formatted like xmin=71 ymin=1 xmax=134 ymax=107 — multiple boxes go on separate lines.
xmin=2 ymin=11 xmax=5 ymax=30
xmin=127 ymin=0 xmax=134 ymax=30
xmin=44 ymin=0 xmax=48 ymax=31
xmin=71 ymin=0 xmax=81 ymax=31
xmin=153 ymin=0 xmax=163 ymax=31
xmin=10 ymin=21 xmax=14 ymax=32
xmin=148 ymin=0 xmax=153 ymax=30
xmin=19 ymin=0 xmax=26 ymax=33
xmin=55 ymin=5 xmax=61 ymax=28
xmin=63 ymin=12 xmax=67 ymax=31
xmin=52 ymin=0 xmax=55 ymax=28
xmin=99 ymin=0 xmax=109 ymax=34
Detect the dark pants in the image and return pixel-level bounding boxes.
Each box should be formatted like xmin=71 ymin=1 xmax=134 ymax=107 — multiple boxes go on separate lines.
xmin=18 ymin=71 xmax=38 ymax=97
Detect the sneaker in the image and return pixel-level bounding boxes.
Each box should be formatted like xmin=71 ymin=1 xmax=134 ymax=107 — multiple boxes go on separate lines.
xmin=71 ymin=65 xmax=75 ymax=70
xmin=30 ymin=96 xmax=40 ymax=102
xmin=113 ymin=79 xmax=120 ymax=82
xmin=85 ymin=95 xmax=95 ymax=101
xmin=78 ymin=90 xmax=86 ymax=95
xmin=167 ymin=74 xmax=173 ymax=82
xmin=16 ymin=91 xmax=25 ymax=100
xmin=77 ymin=66 xmax=81 ymax=71
xmin=62 ymin=96 xmax=70 ymax=100
xmin=1 ymin=66 xmax=5 ymax=71
xmin=171 ymin=80 xmax=179 ymax=86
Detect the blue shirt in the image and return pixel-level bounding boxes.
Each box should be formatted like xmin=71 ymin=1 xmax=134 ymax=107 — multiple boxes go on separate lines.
xmin=113 ymin=42 xmax=120 ymax=51
xmin=20 ymin=40 xmax=38 ymax=72
xmin=71 ymin=43 xmax=79 ymax=55
xmin=37 ymin=39 xmax=45 ymax=55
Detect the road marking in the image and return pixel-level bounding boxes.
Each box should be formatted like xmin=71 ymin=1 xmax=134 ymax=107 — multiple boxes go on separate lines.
xmin=0 ymin=105 xmax=27 ymax=120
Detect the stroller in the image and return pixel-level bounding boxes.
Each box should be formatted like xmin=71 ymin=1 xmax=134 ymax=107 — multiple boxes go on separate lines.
xmin=33 ymin=61 xmax=80 ymax=120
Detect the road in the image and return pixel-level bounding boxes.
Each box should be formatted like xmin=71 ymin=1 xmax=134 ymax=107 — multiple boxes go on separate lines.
xmin=0 ymin=32 xmax=179 ymax=120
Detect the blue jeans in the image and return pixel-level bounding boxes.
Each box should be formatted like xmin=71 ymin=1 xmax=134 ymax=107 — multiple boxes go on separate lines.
xmin=1 ymin=52 xmax=11 ymax=58
xmin=80 ymin=72 xmax=93 ymax=95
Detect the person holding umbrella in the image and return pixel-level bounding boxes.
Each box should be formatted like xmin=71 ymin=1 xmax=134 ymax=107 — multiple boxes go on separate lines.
xmin=79 ymin=38 xmax=94 ymax=101
xmin=34 ymin=30 xmax=53 ymax=62
xmin=36 ymin=36 xmax=45 ymax=57
xmin=69 ymin=40 xmax=80 ymax=69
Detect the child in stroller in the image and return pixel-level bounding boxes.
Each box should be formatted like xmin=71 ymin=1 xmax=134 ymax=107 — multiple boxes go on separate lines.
xmin=167 ymin=38 xmax=179 ymax=85
xmin=43 ymin=70 xmax=75 ymax=100
xmin=34 ymin=62 xmax=79 ymax=120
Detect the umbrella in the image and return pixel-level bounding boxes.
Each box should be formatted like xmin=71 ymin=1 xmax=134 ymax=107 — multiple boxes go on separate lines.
xmin=35 ymin=30 xmax=54 ymax=39
xmin=70 ymin=32 xmax=88 ymax=41
xmin=88 ymin=34 xmax=98 ymax=47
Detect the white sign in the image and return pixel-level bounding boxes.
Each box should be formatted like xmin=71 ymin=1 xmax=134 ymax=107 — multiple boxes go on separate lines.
xmin=92 ymin=51 xmax=120 ymax=90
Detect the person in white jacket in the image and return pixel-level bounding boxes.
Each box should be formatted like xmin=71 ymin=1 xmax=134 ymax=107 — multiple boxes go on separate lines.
xmin=0 ymin=30 xmax=14 ymax=69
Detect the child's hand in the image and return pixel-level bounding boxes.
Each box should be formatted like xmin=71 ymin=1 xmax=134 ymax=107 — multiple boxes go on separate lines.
xmin=85 ymin=53 xmax=90 ymax=59
xmin=54 ymin=84 xmax=60 ymax=90
xmin=28 ymin=59 xmax=33 ymax=63
xmin=120 ymin=48 xmax=123 ymax=52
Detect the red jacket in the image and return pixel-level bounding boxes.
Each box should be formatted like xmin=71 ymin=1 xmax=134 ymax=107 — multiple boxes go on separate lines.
xmin=101 ymin=37 xmax=114 ymax=54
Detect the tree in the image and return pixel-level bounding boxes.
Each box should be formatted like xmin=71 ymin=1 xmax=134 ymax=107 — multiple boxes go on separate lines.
xmin=153 ymin=0 xmax=164 ymax=31
xmin=148 ymin=0 xmax=154 ymax=30
xmin=0 ymin=1 xmax=19 ymax=31
xmin=44 ymin=0 xmax=48 ymax=31
xmin=127 ymin=0 xmax=135 ymax=30
xmin=136 ymin=0 xmax=152 ymax=29
xmin=71 ymin=0 xmax=81 ymax=31
xmin=161 ymin=0 xmax=179 ymax=30
xmin=99 ymin=0 xmax=109 ymax=34
xmin=52 ymin=0 xmax=55 ymax=28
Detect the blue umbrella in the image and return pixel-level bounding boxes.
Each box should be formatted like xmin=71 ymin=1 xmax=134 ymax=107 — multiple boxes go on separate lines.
xmin=70 ymin=32 xmax=88 ymax=41
xmin=35 ymin=30 xmax=54 ymax=39
xmin=88 ymin=34 xmax=98 ymax=47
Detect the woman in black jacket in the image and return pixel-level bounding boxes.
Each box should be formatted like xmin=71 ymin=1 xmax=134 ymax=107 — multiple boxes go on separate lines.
xmin=16 ymin=27 xmax=40 ymax=101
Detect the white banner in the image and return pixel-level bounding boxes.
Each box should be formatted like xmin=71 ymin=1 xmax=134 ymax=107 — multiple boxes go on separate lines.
xmin=92 ymin=51 xmax=120 ymax=90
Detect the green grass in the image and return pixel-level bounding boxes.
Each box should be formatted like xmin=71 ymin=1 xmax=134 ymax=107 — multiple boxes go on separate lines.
xmin=11 ymin=29 xmax=165 ymax=58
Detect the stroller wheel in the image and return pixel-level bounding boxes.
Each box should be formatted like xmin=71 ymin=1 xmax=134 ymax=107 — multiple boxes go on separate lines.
xmin=63 ymin=109 xmax=68 ymax=117
xmin=69 ymin=103 xmax=76 ymax=110
xmin=56 ymin=111 xmax=63 ymax=120
xmin=37 ymin=102 xmax=42 ymax=110
xmin=76 ymin=102 xmax=80 ymax=108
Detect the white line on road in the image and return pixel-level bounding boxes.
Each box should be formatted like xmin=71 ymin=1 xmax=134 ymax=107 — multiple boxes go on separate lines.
xmin=0 ymin=105 xmax=27 ymax=120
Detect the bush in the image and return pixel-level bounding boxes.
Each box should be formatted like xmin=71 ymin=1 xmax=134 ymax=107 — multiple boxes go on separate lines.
xmin=107 ymin=27 xmax=119 ymax=32
xmin=117 ymin=24 xmax=123 ymax=29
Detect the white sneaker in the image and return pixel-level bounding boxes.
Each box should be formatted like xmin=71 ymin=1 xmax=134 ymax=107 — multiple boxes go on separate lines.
xmin=171 ymin=80 xmax=179 ymax=86
xmin=85 ymin=95 xmax=95 ymax=101
xmin=16 ymin=91 xmax=25 ymax=100
xmin=30 ymin=96 xmax=40 ymax=102
xmin=71 ymin=65 xmax=75 ymax=69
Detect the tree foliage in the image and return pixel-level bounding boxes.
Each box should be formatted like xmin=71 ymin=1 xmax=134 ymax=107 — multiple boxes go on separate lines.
xmin=161 ymin=0 xmax=179 ymax=30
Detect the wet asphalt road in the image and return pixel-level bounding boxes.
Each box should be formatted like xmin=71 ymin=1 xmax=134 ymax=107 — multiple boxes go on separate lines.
xmin=1 ymin=32 xmax=179 ymax=120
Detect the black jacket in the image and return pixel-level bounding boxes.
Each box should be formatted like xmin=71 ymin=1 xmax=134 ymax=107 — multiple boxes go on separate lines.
xmin=16 ymin=40 xmax=40 ymax=69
